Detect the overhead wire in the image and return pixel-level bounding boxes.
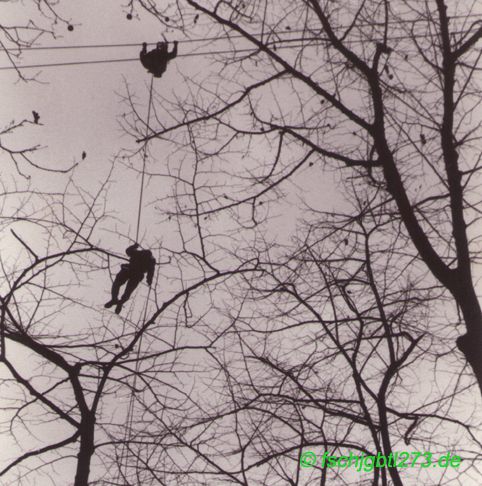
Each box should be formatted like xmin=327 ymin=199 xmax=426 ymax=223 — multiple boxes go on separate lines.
xmin=0 ymin=26 xmax=477 ymax=72
xmin=5 ymin=12 xmax=482 ymax=52
xmin=0 ymin=10 xmax=480 ymax=72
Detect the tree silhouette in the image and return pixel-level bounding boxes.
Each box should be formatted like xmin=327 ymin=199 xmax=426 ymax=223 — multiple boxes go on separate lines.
xmin=132 ymin=0 xmax=482 ymax=393
xmin=2 ymin=1 xmax=481 ymax=484
xmin=104 ymin=189 xmax=478 ymax=484
xmin=1 ymin=1 xmax=79 ymax=176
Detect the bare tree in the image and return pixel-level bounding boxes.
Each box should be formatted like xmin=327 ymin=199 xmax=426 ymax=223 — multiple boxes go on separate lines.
xmin=106 ymin=189 xmax=479 ymax=485
xmin=0 ymin=164 xmax=261 ymax=485
xmin=2 ymin=1 xmax=481 ymax=484
xmin=131 ymin=0 xmax=482 ymax=393
xmin=1 ymin=1 xmax=79 ymax=176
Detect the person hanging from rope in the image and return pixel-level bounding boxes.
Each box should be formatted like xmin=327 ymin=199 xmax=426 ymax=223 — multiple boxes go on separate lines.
xmin=105 ymin=243 xmax=156 ymax=314
xmin=140 ymin=40 xmax=178 ymax=78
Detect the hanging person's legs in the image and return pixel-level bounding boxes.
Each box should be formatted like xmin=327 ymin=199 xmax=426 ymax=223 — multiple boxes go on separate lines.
xmin=115 ymin=272 xmax=144 ymax=314
xmin=105 ymin=265 xmax=130 ymax=308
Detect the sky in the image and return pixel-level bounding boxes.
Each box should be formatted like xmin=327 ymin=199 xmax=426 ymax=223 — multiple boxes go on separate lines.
xmin=1 ymin=1 xmax=174 ymax=240
xmin=0 ymin=0 xmax=337 ymax=251
xmin=0 ymin=0 xmax=340 ymax=329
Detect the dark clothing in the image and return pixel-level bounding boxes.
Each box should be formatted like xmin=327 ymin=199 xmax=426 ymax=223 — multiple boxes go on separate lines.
xmin=140 ymin=42 xmax=178 ymax=78
xmin=124 ymin=244 xmax=156 ymax=283
xmin=110 ymin=267 xmax=144 ymax=305
xmin=105 ymin=244 xmax=156 ymax=313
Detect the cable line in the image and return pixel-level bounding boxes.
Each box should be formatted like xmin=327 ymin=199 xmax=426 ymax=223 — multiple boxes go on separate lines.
xmin=0 ymin=43 xmax=305 ymax=71
xmin=136 ymin=75 xmax=154 ymax=243
xmin=7 ymin=12 xmax=482 ymax=52
xmin=0 ymin=28 xmax=475 ymax=72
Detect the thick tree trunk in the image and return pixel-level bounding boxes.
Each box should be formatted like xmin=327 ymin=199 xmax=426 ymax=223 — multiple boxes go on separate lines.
xmin=455 ymin=287 xmax=482 ymax=392
xmin=457 ymin=329 xmax=482 ymax=392
xmin=74 ymin=414 xmax=95 ymax=486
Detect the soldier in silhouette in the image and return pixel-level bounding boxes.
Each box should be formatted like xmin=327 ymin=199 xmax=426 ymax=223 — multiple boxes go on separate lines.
xmin=105 ymin=243 xmax=156 ymax=314
xmin=140 ymin=41 xmax=178 ymax=78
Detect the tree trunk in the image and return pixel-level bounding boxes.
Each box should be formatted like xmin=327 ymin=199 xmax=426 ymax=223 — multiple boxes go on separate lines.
xmin=456 ymin=287 xmax=482 ymax=392
xmin=74 ymin=414 xmax=95 ymax=486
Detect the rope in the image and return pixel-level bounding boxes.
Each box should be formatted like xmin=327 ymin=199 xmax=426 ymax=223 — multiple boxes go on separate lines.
xmin=135 ymin=75 xmax=154 ymax=244
xmin=118 ymin=285 xmax=152 ymax=484
xmin=0 ymin=308 xmax=5 ymax=361
xmin=117 ymin=75 xmax=154 ymax=484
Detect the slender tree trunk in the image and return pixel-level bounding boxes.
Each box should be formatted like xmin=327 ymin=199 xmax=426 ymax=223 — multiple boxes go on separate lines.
xmin=74 ymin=414 xmax=95 ymax=486
xmin=378 ymin=415 xmax=404 ymax=486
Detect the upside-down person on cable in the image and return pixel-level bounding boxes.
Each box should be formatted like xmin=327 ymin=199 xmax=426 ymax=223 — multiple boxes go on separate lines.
xmin=105 ymin=243 xmax=156 ymax=314
xmin=140 ymin=41 xmax=178 ymax=78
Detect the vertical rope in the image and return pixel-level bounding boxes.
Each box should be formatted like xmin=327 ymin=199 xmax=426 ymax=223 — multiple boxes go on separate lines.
xmin=117 ymin=76 xmax=154 ymax=484
xmin=135 ymin=75 xmax=154 ymax=243
xmin=118 ymin=286 xmax=152 ymax=484
xmin=0 ymin=308 xmax=5 ymax=361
